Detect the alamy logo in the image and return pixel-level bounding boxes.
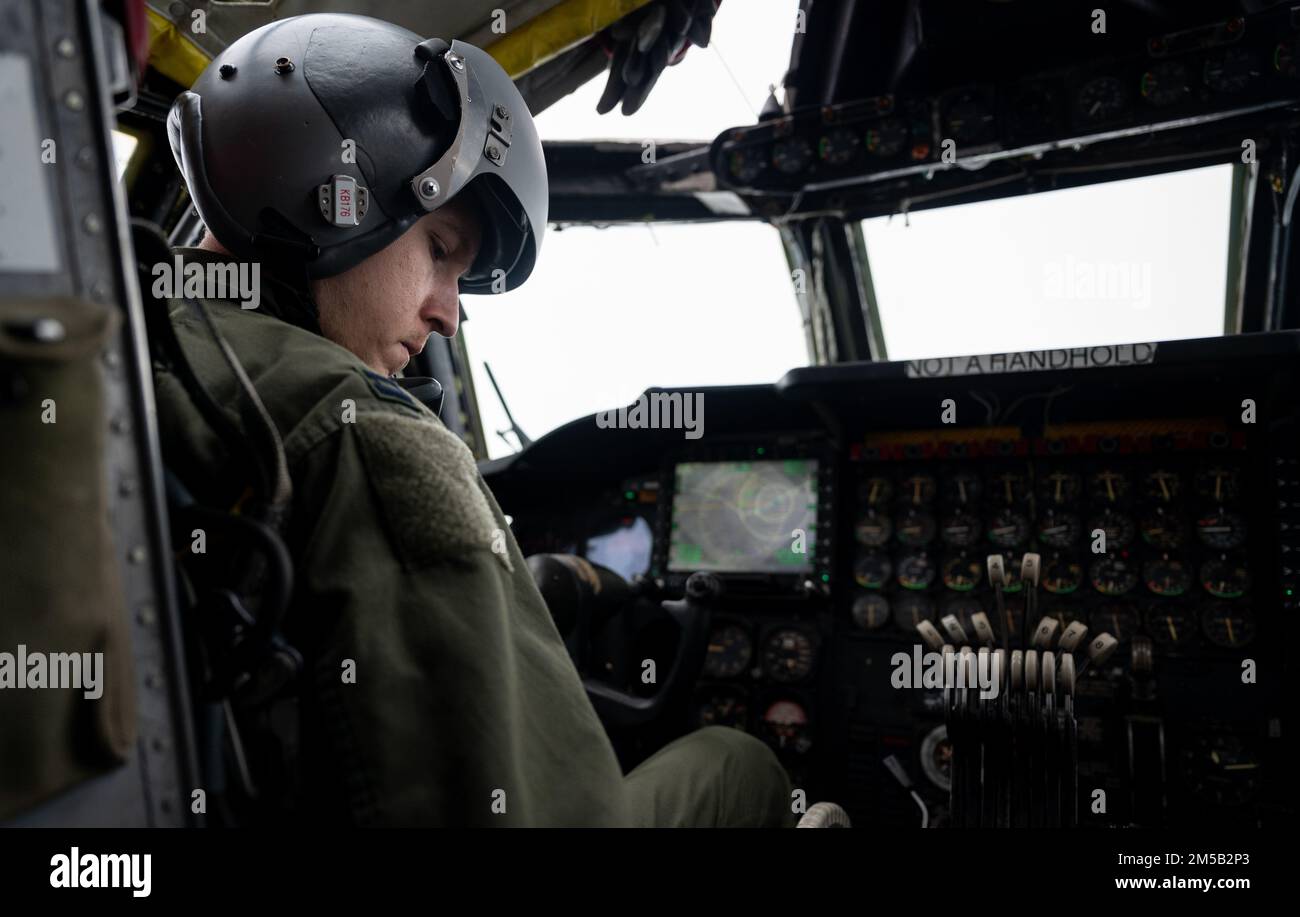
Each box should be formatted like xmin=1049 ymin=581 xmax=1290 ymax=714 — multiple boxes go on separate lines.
xmin=50 ymin=848 xmax=151 ymax=897
xmin=890 ymin=645 xmax=1002 ymax=699
xmin=151 ymin=254 xmax=261 ymax=309
xmin=0 ymin=645 xmax=103 ymax=699
xmin=595 ymin=392 xmax=704 ymax=440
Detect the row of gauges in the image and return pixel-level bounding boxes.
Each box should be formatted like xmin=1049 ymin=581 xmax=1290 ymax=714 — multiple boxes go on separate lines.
xmin=856 ymin=507 xmax=1247 ymax=550
xmin=851 ymin=592 xmax=1256 ymax=649
xmin=857 ymin=466 xmax=1242 ymax=508
xmin=702 ymin=623 xmax=817 ymax=684
xmin=693 ymin=689 xmax=813 ymax=755
xmin=727 ymin=118 xmax=917 ymax=182
xmin=853 ymin=551 xmax=1250 ymax=598
xmin=723 ymin=38 xmax=1297 ymax=185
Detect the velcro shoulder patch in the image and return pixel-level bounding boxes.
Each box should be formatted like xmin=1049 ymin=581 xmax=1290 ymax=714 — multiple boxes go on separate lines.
xmin=359 ymin=368 xmax=423 ymax=414
xmin=354 ymin=412 xmax=512 ymax=573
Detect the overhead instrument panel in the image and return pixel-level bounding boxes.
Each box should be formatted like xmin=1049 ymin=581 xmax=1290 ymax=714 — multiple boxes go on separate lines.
xmin=708 ymin=8 xmax=1300 ymax=199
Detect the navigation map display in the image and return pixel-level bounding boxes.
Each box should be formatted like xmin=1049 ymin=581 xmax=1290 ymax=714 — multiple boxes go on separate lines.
xmin=668 ymin=460 xmax=818 ymax=574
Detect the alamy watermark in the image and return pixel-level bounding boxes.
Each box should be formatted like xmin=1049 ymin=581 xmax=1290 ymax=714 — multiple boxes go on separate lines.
xmin=151 ymin=254 xmax=261 ymax=309
xmin=596 ymin=391 xmax=704 ymax=440
xmin=1042 ymin=256 xmax=1153 ymax=311
xmin=0 ymin=645 xmax=103 ymax=699
xmin=890 ymin=644 xmax=1002 ymax=699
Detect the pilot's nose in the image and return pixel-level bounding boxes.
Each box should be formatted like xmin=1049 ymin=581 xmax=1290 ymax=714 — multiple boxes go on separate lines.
xmin=421 ymin=283 xmax=460 ymax=338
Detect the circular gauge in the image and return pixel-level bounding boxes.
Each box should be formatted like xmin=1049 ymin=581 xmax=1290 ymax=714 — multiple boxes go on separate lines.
xmin=854 ymin=551 xmax=892 ymax=589
xmin=1200 ymin=557 xmax=1251 ymax=599
xmin=1201 ymin=603 xmax=1256 ymax=649
xmin=1077 ymin=76 xmax=1128 ymax=124
xmin=762 ymin=699 xmax=811 ymax=753
xmin=1204 ymin=46 xmax=1259 ymax=93
xmin=1180 ymin=734 xmax=1258 ymax=806
xmin=694 ymin=689 xmax=749 ymax=731
xmin=1140 ymin=60 xmax=1190 ymax=106
xmin=899 ymin=473 xmax=937 ymax=506
xmin=771 ymin=137 xmax=813 ymax=175
xmin=860 ymin=476 xmax=894 ymax=507
xmin=818 ymin=127 xmax=860 ymax=165
xmin=1039 ymin=470 xmax=1081 ymax=506
xmin=896 ymin=508 xmax=937 ymax=546
xmin=987 ymin=509 xmax=1030 ymax=548
xmin=762 ymin=628 xmax=815 ymax=683
xmin=1090 ymin=603 xmax=1138 ymax=646
xmin=703 ymin=623 xmax=753 ymax=679
xmin=990 ymin=471 xmax=1029 ymax=505
xmin=1144 ymin=556 xmax=1192 ymax=598
xmin=942 ymin=471 xmax=982 ymax=506
xmin=1196 ymin=510 xmax=1246 ymax=550
xmin=1143 ymin=469 xmax=1182 ymax=503
xmin=896 ymin=552 xmax=937 ymax=590
xmin=942 ymin=554 xmax=983 ymax=592
xmin=942 ymin=595 xmax=983 ymax=631
xmin=854 ymin=510 xmax=893 ymax=547
xmin=940 ymin=511 xmax=981 ymax=547
xmin=1038 ymin=511 xmax=1081 ymax=549
xmin=1042 ymin=556 xmax=1083 ymax=595
xmin=919 ymin=725 xmax=953 ymax=792
xmin=942 ymin=89 xmax=996 ymax=144
xmin=1087 ymin=508 xmax=1135 ymax=550
xmin=1090 ymin=556 xmax=1139 ymax=596
xmin=1195 ymin=465 xmax=1240 ymax=502
xmin=726 ymin=145 xmax=767 ymax=183
xmin=852 ymin=593 xmax=891 ymax=631
xmin=1276 ymin=40 xmax=1298 ymax=78
xmin=1089 ymin=469 xmax=1129 ymax=504
xmin=864 ymin=118 xmax=907 ymax=157
xmin=893 ymin=593 xmax=935 ymax=633
xmin=1146 ymin=602 xmax=1196 ymax=647
xmin=1009 ymin=84 xmax=1059 ymax=136
xmin=1140 ymin=509 xmax=1186 ymax=550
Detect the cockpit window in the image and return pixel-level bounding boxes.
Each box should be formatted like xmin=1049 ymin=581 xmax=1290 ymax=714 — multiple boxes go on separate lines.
xmin=861 ymin=163 xmax=1235 ymax=360
xmin=462 ymin=219 xmax=809 ymax=459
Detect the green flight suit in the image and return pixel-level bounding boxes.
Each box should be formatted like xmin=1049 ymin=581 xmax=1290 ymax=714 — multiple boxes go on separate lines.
xmin=153 ymin=248 xmax=796 ymax=827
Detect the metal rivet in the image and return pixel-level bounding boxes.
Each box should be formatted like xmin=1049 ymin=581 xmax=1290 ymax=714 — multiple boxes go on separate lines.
xmin=83 ymin=213 xmax=102 ymax=234
xmin=494 ymin=104 xmax=508 ymax=118
xmin=111 ymin=415 xmax=131 ymax=435
xmin=418 ymin=177 xmax=440 ymax=200
xmin=219 ymin=63 xmax=236 ymax=79
xmin=137 ymin=606 xmax=157 ymax=626
xmin=486 ymin=145 xmax=501 ymax=162
xmin=103 ymin=348 xmax=121 ymax=370
xmin=128 ymin=545 xmax=147 ymax=564
xmin=118 ymin=477 xmax=137 ymax=496
xmin=55 ymin=37 xmax=76 ymax=58
xmin=274 ymin=57 xmax=294 ymax=74
xmin=64 ymin=90 xmax=85 ymax=111
xmin=75 ymin=147 xmax=94 ymax=169
xmin=91 ymin=281 xmax=110 ymax=302
xmin=447 ymin=53 xmax=464 ymax=71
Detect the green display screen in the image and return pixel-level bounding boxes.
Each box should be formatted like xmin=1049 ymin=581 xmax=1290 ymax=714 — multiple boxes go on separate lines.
xmin=668 ymin=460 xmax=818 ymax=574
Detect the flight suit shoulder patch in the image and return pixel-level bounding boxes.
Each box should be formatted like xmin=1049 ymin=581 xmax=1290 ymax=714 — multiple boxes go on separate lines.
xmin=357 ymin=368 xmax=423 ymax=414
xmin=353 ymin=411 xmax=512 ymax=574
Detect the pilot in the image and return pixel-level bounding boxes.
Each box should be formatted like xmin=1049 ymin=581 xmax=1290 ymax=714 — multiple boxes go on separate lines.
xmin=158 ymin=13 xmax=797 ymax=827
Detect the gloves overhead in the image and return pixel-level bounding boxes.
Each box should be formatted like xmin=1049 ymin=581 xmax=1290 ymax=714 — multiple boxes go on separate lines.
xmin=597 ymin=0 xmax=721 ymax=116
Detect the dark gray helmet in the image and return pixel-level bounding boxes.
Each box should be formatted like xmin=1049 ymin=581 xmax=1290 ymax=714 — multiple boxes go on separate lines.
xmin=167 ymin=13 xmax=546 ymax=294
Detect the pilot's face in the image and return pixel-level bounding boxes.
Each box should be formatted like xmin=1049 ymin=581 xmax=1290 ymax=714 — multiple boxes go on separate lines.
xmin=312 ymin=195 xmax=483 ymax=376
